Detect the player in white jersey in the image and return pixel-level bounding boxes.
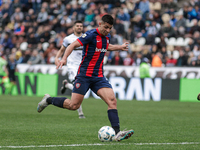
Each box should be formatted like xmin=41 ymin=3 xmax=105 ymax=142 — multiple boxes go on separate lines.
xmin=55 ymin=20 xmax=85 ymax=118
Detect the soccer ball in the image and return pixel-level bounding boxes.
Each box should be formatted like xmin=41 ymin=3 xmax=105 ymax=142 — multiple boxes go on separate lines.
xmin=98 ymin=126 xmax=115 ymax=142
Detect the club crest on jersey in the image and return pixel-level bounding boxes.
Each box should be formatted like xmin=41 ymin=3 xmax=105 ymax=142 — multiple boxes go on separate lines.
xmin=81 ymin=34 xmax=87 ymax=38
xmin=75 ymin=83 xmax=81 ymax=88
xmin=95 ymin=48 xmax=107 ymax=52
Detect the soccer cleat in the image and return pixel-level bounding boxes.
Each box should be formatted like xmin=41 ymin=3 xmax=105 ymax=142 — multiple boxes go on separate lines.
xmin=37 ymin=94 xmax=50 ymax=113
xmin=79 ymin=114 xmax=86 ymax=119
xmin=197 ymin=93 xmax=200 ymax=100
xmin=114 ymin=129 xmax=134 ymax=141
xmin=60 ymin=79 xmax=68 ymax=94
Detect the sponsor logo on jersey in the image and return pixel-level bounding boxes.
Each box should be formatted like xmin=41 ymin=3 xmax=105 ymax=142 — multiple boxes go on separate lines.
xmin=75 ymin=83 xmax=81 ymax=88
xmin=95 ymin=48 xmax=107 ymax=52
xmin=81 ymin=34 xmax=87 ymax=38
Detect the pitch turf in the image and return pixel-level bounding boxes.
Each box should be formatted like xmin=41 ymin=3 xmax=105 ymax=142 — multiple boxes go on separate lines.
xmin=0 ymin=95 xmax=200 ymax=150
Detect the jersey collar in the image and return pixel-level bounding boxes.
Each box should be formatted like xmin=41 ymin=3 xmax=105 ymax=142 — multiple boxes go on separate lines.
xmin=96 ymin=28 xmax=104 ymax=37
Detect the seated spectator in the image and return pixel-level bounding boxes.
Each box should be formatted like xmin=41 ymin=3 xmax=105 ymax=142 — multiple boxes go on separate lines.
xmin=151 ymin=52 xmax=162 ymax=67
xmin=166 ymin=55 xmax=177 ymax=67
xmin=123 ymin=53 xmax=134 ymax=66
xmin=114 ymin=18 xmax=125 ymax=36
xmin=10 ymin=7 xmax=24 ymax=22
xmin=189 ymin=19 xmax=200 ymax=35
xmin=131 ymin=14 xmax=145 ymax=32
xmin=158 ymin=22 xmax=176 ymax=38
xmin=195 ymin=55 xmax=200 ymax=66
xmin=192 ymin=45 xmax=200 ymax=57
xmin=110 ymin=51 xmax=123 ymax=65
xmin=117 ymin=8 xmax=130 ymax=32
xmin=139 ymin=0 xmax=150 ymax=19
xmin=84 ymin=8 xmax=95 ymax=26
xmin=134 ymin=52 xmax=143 ymax=66
xmin=37 ymin=7 xmax=48 ymax=25
xmin=165 ymin=0 xmax=178 ymax=13
xmin=188 ymin=5 xmax=198 ymax=21
xmin=176 ymin=49 xmax=188 ymax=66
xmin=27 ymin=50 xmax=45 ymax=65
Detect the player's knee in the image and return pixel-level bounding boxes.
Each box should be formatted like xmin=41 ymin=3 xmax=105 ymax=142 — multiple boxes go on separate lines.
xmin=107 ymin=97 xmax=117 ymax=107
xmin=70 ymin=103 xmax=80 ymax=110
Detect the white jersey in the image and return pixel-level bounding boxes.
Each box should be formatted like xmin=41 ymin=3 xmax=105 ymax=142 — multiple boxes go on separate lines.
xmin=62 ymin=33 xmax=83 ymax=82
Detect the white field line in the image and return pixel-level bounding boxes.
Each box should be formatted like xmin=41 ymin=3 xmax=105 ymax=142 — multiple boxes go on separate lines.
xmin=0 ymin=142 xmax=200 ymax=149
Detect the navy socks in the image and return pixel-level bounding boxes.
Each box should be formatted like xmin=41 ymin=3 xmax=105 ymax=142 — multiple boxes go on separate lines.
xmin=107 ymin=109 xmax=120 ymax=134
xmin=47 ymin=97 xmax=66 ymax=108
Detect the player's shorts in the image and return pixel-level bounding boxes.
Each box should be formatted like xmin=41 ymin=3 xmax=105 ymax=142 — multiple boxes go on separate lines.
xmin=72 ymin=76 xmax=112 ymax=95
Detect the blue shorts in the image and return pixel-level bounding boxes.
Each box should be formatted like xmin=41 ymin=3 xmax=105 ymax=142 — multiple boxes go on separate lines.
xmin=72 ymin=76 xmax=112 ymax=95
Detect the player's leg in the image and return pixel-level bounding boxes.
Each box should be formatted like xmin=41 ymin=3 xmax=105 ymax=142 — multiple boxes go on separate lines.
xmin=97 ymin=87 xmax=134 ymax=141
xmin=37 ymin=92 xmax=84 ymax=112
xmin=60 ymin=68 xmax=85 ymax=118
xmin=60 ymin=79 xmax=74 ymax=94
xmin=38 ymin=76 xmax=88 ymax=113
xmin=97 ymin=87 xmax=119 ymax=132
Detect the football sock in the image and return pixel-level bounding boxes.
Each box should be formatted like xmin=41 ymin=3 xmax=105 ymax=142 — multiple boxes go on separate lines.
xmin=77 ymin=105 xmax=84 ymax=115
xmin=66 ymin=83 xmax=73 ymax=90
xmin=47 ymin=97 xmax=66 ymax=108
xmin=108 ymin=109 xmax=120 ymax=134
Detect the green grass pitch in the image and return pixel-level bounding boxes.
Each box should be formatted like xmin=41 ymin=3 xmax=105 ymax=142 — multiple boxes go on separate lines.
xmin=0 ymin=95 xmax=200 ymax=150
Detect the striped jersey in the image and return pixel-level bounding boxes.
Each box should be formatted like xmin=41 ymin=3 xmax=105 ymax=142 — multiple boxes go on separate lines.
xmin=77 ymin=28 xmax=110 ymax=77
xmin=63 ymin=33 xmax=83 ymax=67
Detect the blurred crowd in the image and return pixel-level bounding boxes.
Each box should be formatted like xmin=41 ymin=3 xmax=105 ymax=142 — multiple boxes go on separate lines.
xmin=1 ymin=0 xmax=200 ymax=67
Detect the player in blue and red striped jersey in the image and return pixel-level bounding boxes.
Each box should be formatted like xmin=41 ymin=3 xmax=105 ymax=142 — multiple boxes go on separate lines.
xmin=37 ymin=14 xmax=134 ymax=141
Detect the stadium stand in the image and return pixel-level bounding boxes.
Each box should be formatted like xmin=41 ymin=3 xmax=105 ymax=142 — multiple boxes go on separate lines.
xmin=0 ymin=0 xmax=198 ymax=67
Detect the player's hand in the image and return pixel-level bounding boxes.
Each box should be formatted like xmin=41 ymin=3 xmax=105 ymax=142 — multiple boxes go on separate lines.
xmin=56 ymin=59 xmax=66 ymax=69
xmin=121 ymin=42 xmax=129 ymax=51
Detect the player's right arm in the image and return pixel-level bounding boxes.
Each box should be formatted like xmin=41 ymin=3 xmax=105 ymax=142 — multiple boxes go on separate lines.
xmin=55 ymin=45 xmax=66 ymax=66
xmin=56 ymin=40 xmax=81 ymax=69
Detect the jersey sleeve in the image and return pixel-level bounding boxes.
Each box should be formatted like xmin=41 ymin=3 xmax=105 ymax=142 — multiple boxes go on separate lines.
xmin=62 ymin=37 xmax=69 ymax=48
xmin=77 ymin=31 xmax=93 ymax=46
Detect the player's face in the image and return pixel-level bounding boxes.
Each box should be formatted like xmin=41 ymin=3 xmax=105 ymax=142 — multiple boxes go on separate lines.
xmin=99 ymin=22 xmax=113 ymax=36
xmin=74 ymin=23 xmax=83 ymax=34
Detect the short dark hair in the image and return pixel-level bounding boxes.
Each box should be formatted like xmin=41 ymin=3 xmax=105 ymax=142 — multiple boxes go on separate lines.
xmin=102 ymin=14 xmax=114 ymax=25
xmin=74 ymin=20 xmax=83 ymax=25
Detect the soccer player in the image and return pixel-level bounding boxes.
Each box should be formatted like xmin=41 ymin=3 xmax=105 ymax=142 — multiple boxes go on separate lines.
xmin=6 ymin=54 xmax=17 ymax=94
xmin=37 ymin=14 xmax=134 ymax=141
xmin=55 ymin=20 xmax=85 ymax=119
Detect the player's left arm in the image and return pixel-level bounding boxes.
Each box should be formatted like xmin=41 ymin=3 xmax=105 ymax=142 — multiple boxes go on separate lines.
xmin=107 ymin=42 xmax=129 ymax=51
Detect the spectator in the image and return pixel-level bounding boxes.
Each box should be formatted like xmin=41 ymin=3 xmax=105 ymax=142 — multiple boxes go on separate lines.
xmin=188 ymin=5 xmax=198 ymax=21
xmin=189 ymin=19 xmax=200 ymax=35
xmin=151 ymin=52 xmax=163 ymax=67
xmin=138 ymin=0 xmax=150 ymax=19
xmin=27 ymin=50 xmax=45 ymax=65
xmin=176 ymin=49 xmax=188 ymax=66
xmin=123 ymin=53 xmax=134 ymax=66
xmin=110 ymin=51 xmax=123 ymax=65
xmin=113 ymin=18 xmax=125 ymax=36
xmin=166 ymin=54 xmax=177 ymax=67
xmin=139 ymin=57 xmax=150 ymax=78
xmin=134 ymin=52 xmax=143 ymax=66
xmin=37 ymin=7 xmax=48 ymax=25
xmin=159 ymin=22 xmax=176 ymax=38
xmin=10 ymin=7 xmax=24 ymax=22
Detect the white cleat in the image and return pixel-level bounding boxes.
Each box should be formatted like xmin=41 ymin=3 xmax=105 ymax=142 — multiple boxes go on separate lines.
xmin=79 ymin=114 xmax=86 ymax=119
xmin=37 ymin=94 xmax=50 ymax=113
xmin=114 ymin=129 xmax=134 ymax=141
